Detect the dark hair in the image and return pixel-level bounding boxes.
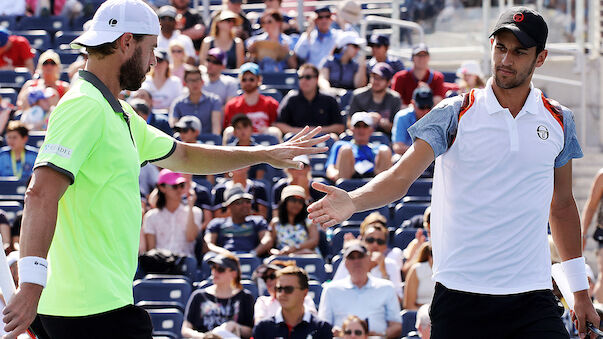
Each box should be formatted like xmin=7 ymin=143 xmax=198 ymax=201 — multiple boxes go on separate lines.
xmin=277 ymin=196 xmax=308 ymax=226
xmin=342 ymin=315 xmax=368 ymax=334
xmin=156 ymin=186 xmax=167 ymax=209
xmin=231 ymin=113 xmax=252 ymax=128
xmin=223 ymin=251 xmax=243 ymax=289
xmin=6 ymin=121 xmax=29 ymax=138
xmin=183 ymin=65 xmax=202 ymax=82
xmin=85 ymin=34 xmax=146 ymax=58
xmin=276 ymin=265 xmax=309 ymax=290
xmin=298 ymin=63 xmax=319 ymax=78
xmin=262 ymin=8 xmax=284 ymax=23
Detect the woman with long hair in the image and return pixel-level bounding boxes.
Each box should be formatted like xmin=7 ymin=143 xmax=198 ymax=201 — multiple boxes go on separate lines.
xmin=199 ymin=10 xmax=245 ymax=69
xmin=269 ymin=185 xmax=319 ymax=256
xmin=141 ymin=49 xmax=183 ymax=110
xmin=403 ymin=242 xmax=434 ymax=310
xmin=169 ymin=40 xmax=188 ymax=83
xmin=182 ymin=252 xmax=254 ymax=338
xmin=142 ymin=169 xmax=202 ymax=257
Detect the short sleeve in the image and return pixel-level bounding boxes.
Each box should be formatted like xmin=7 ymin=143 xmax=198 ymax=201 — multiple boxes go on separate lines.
xmin=407 ymin=98 xmax=461 ymax=158
xmin=431 ymin=71 xmax=447 ymax=98
xmin=317 ymin=285 xmax=334 ymax=325
xmin=326 ymin=141 xmax=344 ymax=167
xmin=327 ymin=96 xmax=343 ymax=124
xmin=254 ymin=217 xmax=268 ymax=233
xmin=294 ymin=33 xmax=310 ymax=61
xmin=184 ymin=290 xmax=203 ymax=324
xmin=236 ymin=291 xmax=254 ymax=327
xmin=392 ymin=110 xmax=412 ymax=145
xmin=384 ymin=285 xmax=402 ymax=323
xmin=211 ymin=96 xmax=222 ymax=113
xmin=34 ymin=96 xmax=104 ymax=183
xmin=207 ymin=218 xmax=221 ymax=234
xmin=142 ymin=210 xmax=158 ymax=235
xmin=554 ymin=108 xmax=583 ymax=168
xmin=127 ymin=106 xmax=176 ymax=165
xmin=226 ymin=80 xmax=239 ymax=100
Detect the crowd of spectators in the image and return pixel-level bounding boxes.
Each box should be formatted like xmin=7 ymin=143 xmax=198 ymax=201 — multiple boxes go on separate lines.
xmin=1 ymin=1 xmax=582 ymax=338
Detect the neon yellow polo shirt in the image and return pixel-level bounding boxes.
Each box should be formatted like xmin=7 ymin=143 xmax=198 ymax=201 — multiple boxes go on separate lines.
xmin=34 ymin=70 xmax=176 ymax=316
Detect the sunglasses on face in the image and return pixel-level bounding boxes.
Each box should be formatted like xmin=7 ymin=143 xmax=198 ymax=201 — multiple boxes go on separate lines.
xmin=241 ymin=77 xmax=256 ymax=83
xmin=276 ymin=285 xmax=300 ymax=294
xmin=170 ymin=183 xmax=185 ymax=189
xmin=171 ymin=49 xmax=184 ymax=54
xmin=344 ymin=329 xmax=364 ymax=336
xmin=208 ymin=58 xmax=223 ymax=65
xmin=262 ymin=273 xmax=276 ymax=281
xmin=365 ymin=237 xmax=386 ymax=245
xmin=222 ymin=18 xmax=236 ymax=23
xmin=211 ymin=265 xmax=227 ymax=273
xmin=43 ymin=60 xmax=57 ymax=66
xmin=298 ymin=74 xmax=316 ymax=80
xmin=287 ymin=197 xmax=305 ymax=204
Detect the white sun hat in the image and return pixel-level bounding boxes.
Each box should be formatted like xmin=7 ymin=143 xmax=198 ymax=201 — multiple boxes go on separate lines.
xmin=71 ymin=0 xmax=160 ymax=49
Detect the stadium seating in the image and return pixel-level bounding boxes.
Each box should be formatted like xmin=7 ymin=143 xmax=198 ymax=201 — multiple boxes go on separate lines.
xmin=0 ymin=69 xmax=32 ymax=89
xmin=0 ymin=176 xmax=27 ymax=201
xmin=16 ymin=16 xmax=68 ymax=32
xmin=236 ymin=254 xmax=261 ymax=280
xmin=340 ymin=131 xmax=391 ymax=147
xmin=260 ymin=71 xmax=299 ymax=90
xmin=27 ymin=131 xmax=45 ymax=148
xmin=192 ymin=176 xmax=212 ymax=193
xmin=309 ymin=154 xmax=328 ymax=178
xmin=252 ymin=134 xmax=279 ymax=146
xmin=391 ymin=202 xmax=430 ymax=228
xmin=0 ymin=88 xmax=18 ymax=106
xmin=0 ymin=201 xmax=22 ymax=223
xmin=348 ymin=205 xmax=390 ymax=223
xmin=15 ymin=30 xmax=52 ymax=51
xmin=241 ymin=279 xmax=258 ymax=300
xmin=268 ymin=254 xmax=327 ymax=283
xmin=401 ymin=309 xmax=418 ymax=337
xmin=57 ymin=50 xmax=81 ymax=66
xmin=406 ymin=178 xmax=432 ymax=198
xmin=147 ymin=308 xmax=183 ymax=339
xmin=152 ymin=333 xmax=178 ymax=339
xmin=133 ymin=278 xmax=192 ymax=311
xmin=392 ymin=228 xmax=418 ymax=251
xmin=329 ymin=227 xmax=360 ymax=257
xmin=55 ymin=31 xmax=83 ymax=49
xmin=179 ymin=256 xmax=198 ymax=281
xmin=197 ymin=133 xmax=222 ymax=146
xmin=0 ymin=16 xmax=16 ymax=30
xmin=307 ymin=280 xmax=323 ymax=306
xmin=336 ymin=178 xmax=371 ymax=193
xmin=259 ymin=87 xmax=283 ymax=101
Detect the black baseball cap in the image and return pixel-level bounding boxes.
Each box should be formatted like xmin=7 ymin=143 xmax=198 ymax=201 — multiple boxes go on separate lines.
xmin=412 ymin=86 xmax=433 ymax=109
xmin=490 ymin=6 xmax=548 ymax=50
xmin=368 ymin=34 xmax=389 ymax=47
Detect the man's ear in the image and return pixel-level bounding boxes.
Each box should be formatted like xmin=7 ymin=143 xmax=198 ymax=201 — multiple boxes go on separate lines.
xmin=535 ymin=49 xmax=548 ymax=68
xmin=119 ymin=33 xmax=134 ymax=53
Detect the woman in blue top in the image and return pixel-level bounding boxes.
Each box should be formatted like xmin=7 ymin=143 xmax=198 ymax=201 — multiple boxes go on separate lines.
xmin=247 ymin=9 xmax=297 ymax=72
xmin=319 ymin=31 xmax=367 ymax=90
xmin=0 ymin=121 xmax=37 ymax=180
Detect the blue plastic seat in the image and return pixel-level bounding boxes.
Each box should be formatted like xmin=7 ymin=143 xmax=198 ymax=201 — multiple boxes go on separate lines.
xmin=309 ymin=154 xmax=327 ymax=178
xmin=406 ymin=178 xmax=432 ymax=199
xmin=392 ymin=228 xmax=418 ymax=251
xmin=179 ymin=256 xmax=197 ymax=281
xmin=0 ymin=16 xmax=16 ymax=30
xmin=336 ymin=178 xmax=371 ymax=193
xmin=253 ymin=134 xmax=279 ymax=146
xmin=15 ymin=30 xmax=52 ymax=51
xmin=442 ymin=71 xmax=458 ymax=83
xmin=260 ymin=71 xmax=298 ymax=89
xmin=0 ymin=176 xmax=27 ymax=201
xmin=307 ymin=280 xmax=323 ymax=306
xmin=56 ymin=50 xmax=81 ymax=66
xmin=54 ymin=31 xmax=83 ymax=49
xmin=236 ymin=254 xmax=261 ymax=280
xmin=242 ymin=279 xmax=258 ymax=300
xmin=27 ymin=131 xmax=45 ymax=149
xmin=146 ymin=308 xmax=183 ymax=339
xmin=0 ymin=69 xmax=32 ymax=89
xmin=401 ymin=309 xmax=418 ymax=337
xmin=259 ymin=88 xmax=283 ymax=101
xmin=0 ymin=201 xmax=22 ymax=223
xmin=133 ymin=278 xmax=192 ymax=311
xmin=329 ymin=227 xmax=360 ymax=257
xmin=192 ymin=176 xmax=212 ymax=193
xmin=197 ymin=133 xmax=222 ymax=146
xmin=391 ymin=202 xmax=430 ymax=228
xmin=348 ymin=205 xmax=390 ymax=223
xmin=340 ymin=131 xmax=391 ymax=147
xmin=16 ymin=16 xmax=68 ymax=32
xmin=268 ymin=254 xmax=327 ymax=283
xmin=0 ymin=88 xmax=18 ymax=105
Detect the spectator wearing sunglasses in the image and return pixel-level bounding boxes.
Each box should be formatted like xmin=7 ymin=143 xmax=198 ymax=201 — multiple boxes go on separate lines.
xmin=403 ymin=242 xmax=434 ymax=311
xmin=294 ymin=6 xmax=341 ymax=68
xmin=183 ymin=253 xmax=255 ymax=338
xmin=17 ymin=49 xmax=68 ymax=111
xmin=247 ymin=9 xmax=297 ymax=72
xmin=168 ymin=40 xmax=188 ymax=83
xmin=252 ymin=262 xmax=317 ymax=323
xmin=201 ymin=10 xmax=245 ymax=69
xmin=333 ymin=214 xmax=403 ymax=301
xmin=269 ymin=185 xmax=319 ymax=256
xmin=143 ymin=169 xmax=203 ymax=257
xmin=341 ymin=315 xmax=368 ymax=339
xmin=253 ymin=266 xmax=332 ymax=338
xmin=157 ymin=5 xmax=196 ymax=64
xmin=319 ymin=240 xmax=401 ymax=338
xmin=203 ymin=48 xmax=239 ymax=107
xmin=275 ymin=63 xmax=344 ymax=136
xmin=170 ymin=66 xmax=222 ymax=135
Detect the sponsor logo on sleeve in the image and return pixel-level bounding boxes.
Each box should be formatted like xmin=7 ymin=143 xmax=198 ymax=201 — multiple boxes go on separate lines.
xmin=41 ymin=144 xmax=73 ymax=159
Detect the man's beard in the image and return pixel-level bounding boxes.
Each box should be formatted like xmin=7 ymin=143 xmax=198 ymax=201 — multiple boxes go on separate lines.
xmin=493 ymin=56 xmax=537 ymax=90
xmin=119 ymin=47 xmax=147 ymax=91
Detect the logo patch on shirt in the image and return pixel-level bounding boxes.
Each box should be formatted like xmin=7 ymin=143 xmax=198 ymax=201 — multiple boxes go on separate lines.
xmin=41 ymin=144 xmax=73 ymax=159
xmin=537 ymin=125 xmax=549 ymax=140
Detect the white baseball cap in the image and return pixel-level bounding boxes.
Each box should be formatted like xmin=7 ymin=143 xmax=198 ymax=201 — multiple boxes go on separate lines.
xmin=351 ymin=112 xmax=373 ymax=127
xmin=71 ymin=0 xmax=160 ymax=49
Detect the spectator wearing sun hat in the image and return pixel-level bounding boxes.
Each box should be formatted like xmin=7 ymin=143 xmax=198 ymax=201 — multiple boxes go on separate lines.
xmin=0 ymin=27 xmax=34 ymax=74
xmin=349 ymin=62 xmax=402 ymax=135
xmin=456 ymin=60 xmax=486 ymax=94
xmin=17 ymin=49 xmax=69 ymax=111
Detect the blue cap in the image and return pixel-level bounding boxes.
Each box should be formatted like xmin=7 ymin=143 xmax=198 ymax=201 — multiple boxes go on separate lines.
xmin=412 ymin=86 xmax=433 ymax=109
xmin=239 ymin=62 xmax=260 ymax=76
xmin=368 ymin=34 xmax=389 ymax=46
xmin=0 ymin=27 xmax=9 ymax=48
xmin=371 ymin=62 xmax=393 ymax=80
xmin=28 ymin=88 xmax=53 ymax=106
xmin=314 ymin=6 xmax=331 ymax=14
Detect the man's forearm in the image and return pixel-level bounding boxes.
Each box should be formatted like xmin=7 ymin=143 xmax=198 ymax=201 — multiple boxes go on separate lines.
xmin=550 ymin=197 xmax=583 ymax=260
xmin=385 ymin=322 xmax=402 ymax=339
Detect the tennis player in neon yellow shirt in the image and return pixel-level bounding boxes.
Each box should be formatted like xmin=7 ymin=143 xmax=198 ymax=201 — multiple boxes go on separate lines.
xmin=1 ymin=0 xmax=328 ymax=337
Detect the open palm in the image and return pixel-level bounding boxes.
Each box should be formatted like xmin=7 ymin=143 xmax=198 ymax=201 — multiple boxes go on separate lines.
xmin=307 ymin=182 xmax=356 ymax=228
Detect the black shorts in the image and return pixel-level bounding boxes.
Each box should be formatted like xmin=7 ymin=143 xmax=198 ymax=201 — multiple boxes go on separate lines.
xmin=33 ymin=305 xmax=153 ymax=339
xmin=430 ymin=283 xmax=569 ymax=339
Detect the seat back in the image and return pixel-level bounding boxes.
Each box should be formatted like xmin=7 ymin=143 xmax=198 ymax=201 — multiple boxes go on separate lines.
xmin=147 ymin=308 xmax=183 ymax=339
xmin=307 ymin=281 xmax=323 ymax=306
xmin=16 ymin=16 xmax=68 ymax=32
xmin=0 ymin=201 xmax=22 ymax=223
xmin=197 ymin=133 xmax=222 ymax=146
xmin=14 ymin=30 xmax=52 ymax=51
xmin=0 ymin=88 xmax=18 ymax=105
xmin=401 ymin=310 xmax=418 ymax=337
xmin=0 ymin=69 xmax=32 ymax=89
xmin=241 ymin=279 xmax=258 ymax=300
xmin=27 ymin=131 xmax=45 ymax=149
xmin=268 ymin=255 xmax=327 ymax=282
xmin=133 ymin=278 xmax=192 ymax=311
xmin=329 ymin=227 xmax=360 ymax=257
xmin=309 ymin=154 xmax=328 ymax=178
xmin=391 ymin=202 xmax=430 ymax=228
xmin=393 ymin=228 xmax=418 ymax=251
xmin=0 ymin=177 xmax=27 ymax=201
xmin=236 ymin=254 xmax=261 ymax=280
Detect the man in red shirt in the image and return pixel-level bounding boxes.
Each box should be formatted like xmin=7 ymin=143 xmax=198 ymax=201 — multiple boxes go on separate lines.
xmin=0 ymin=28 xmax=35 ymax=74
xmin=223 ymin=62 xmax=281 ymax=142
xmin=391 ymin=43 xmax=445 ymax=107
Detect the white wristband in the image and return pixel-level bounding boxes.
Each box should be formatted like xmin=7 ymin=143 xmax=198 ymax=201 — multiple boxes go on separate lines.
xmin=561 ymin=257 xmax=589 ymax=293
xmin=18 ymin=256 xmax=48 ymax=288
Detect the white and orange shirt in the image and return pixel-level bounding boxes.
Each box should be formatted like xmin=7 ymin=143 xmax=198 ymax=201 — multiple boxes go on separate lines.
xmin=408 ymin=78 xmax=583 ymax=295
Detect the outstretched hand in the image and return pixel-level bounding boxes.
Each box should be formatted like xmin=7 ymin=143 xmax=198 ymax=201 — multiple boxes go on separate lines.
xmin=264 ymin=126 xmax=330 ymax=169
xmin=307 ymin=181 xmax=356 ymax=228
